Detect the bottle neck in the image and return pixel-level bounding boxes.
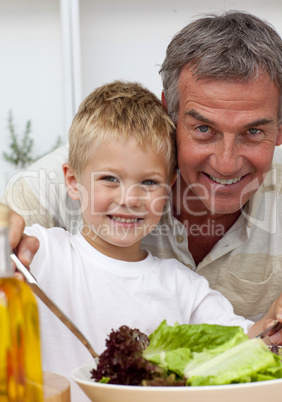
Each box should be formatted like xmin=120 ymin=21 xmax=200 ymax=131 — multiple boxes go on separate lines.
xmin=0 ymin=226 xmax=13 ymax=277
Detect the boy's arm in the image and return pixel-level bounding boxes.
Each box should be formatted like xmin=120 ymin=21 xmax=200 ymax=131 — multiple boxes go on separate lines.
xmin=248 ymin=294 xmax=282 ymax=343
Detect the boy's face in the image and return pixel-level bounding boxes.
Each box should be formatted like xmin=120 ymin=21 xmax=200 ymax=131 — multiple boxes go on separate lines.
xmin=64 ymin=137 xmax=174 ymax=260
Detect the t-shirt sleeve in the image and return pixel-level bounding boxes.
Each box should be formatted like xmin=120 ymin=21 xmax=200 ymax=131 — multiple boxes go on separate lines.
xmin=187 ymin=270 xmax=254 ymax=333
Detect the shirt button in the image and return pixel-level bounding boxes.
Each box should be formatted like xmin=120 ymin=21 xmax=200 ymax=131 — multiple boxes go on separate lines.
xmin=177 ymin=234 xmax=184 ymax=243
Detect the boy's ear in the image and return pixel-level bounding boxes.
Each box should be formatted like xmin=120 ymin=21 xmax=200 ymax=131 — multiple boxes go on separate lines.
xmin=63 ymin=163 xmax=80 ymax=200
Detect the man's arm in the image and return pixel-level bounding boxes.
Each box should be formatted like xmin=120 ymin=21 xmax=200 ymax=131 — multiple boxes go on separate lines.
xmin=0 ymin=144 xmax=70 ymax=229
xmin=1 ymin=145 xmax=70 ymax=267
xmin=1 ymin=176 xmax=55 ymax=228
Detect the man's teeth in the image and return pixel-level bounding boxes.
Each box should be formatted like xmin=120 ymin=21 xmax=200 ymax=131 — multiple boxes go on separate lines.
xmin=210 ymin=175 xmax=242 ymax=185
xmin=111 ymin=216 xmax=139 ymax=223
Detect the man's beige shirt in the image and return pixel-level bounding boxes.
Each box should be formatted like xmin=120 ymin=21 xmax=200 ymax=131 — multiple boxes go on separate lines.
xmin=143 ymin=162 xmax=282 ymax=321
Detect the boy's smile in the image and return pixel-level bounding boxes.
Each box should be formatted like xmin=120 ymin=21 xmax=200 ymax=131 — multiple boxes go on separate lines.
xmin=65 ymin=137 xmax=173 ymax=261
xmin=108 ymin=215 xmax=143 ymax=225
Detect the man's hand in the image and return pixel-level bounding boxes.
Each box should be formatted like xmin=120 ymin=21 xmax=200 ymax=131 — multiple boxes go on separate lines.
xmin=9 ymin=209 xmax=39 ymax=267
xmin=266 ymin=295 xmax=282 ymax=345
xmin=250 ymin=294 xmax=282 ymax=344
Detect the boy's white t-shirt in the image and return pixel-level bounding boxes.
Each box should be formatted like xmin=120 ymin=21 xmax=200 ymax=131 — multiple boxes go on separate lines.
xmin=25 ymin=225 xmax=253 ymax=401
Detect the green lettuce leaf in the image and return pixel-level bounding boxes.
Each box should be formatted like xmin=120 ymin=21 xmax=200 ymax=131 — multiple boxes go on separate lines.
xmin=143 ymin=320 xmax=248 ymax=377
xmin=185 ymin=338 xmax=282 ymax=385
xmin=143 ymin=320 xmax=282 ymax=385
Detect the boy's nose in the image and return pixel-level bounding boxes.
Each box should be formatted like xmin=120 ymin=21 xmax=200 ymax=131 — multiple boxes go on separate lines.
xmin=117 ymin=184 xmax=144 ymax=209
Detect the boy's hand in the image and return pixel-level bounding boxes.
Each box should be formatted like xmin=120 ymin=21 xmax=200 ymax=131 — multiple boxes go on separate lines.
xmin=13 ymin=234 xmax=40 ymax=267
xmin=8 ymin=208 xmax=25 ymax=248
xmin=8 ymin=208 xmax=39 ymax=268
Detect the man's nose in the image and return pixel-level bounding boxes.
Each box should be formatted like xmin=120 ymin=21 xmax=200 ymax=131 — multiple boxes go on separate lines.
xmin=209 ymin=139 xmax=243 ymax=175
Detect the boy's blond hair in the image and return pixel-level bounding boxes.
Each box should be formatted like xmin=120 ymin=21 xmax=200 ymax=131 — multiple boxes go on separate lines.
xmin=68 ymin=81 xmax=176 ymax=180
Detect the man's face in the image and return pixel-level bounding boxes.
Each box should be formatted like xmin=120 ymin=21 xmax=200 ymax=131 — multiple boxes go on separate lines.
xmin=176 ymin=66 xmax=282 ymax=216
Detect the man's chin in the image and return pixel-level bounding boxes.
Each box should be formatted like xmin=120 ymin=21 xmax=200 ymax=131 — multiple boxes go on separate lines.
xmin=201 ymin=200 xmax=246 ymax=217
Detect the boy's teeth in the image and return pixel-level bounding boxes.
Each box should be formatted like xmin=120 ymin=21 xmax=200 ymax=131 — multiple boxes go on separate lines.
xmin=210 ymin=175 xmax=242 ymax=185
xmin=111 ymin=216 xmax=139 ymax=223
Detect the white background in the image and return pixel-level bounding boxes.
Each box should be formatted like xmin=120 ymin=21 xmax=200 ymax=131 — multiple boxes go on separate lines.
xmin=1 ymin=0 xmax=282 ymax=194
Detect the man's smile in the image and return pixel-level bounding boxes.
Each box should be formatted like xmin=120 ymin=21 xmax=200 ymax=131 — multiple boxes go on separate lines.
xmin=208 ymin=174 xmax=244 ymax=185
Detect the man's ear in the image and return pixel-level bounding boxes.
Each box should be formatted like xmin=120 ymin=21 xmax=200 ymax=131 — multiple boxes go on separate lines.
xmin=276 ymin=123 xmax=282 ymax=146
xmin=63 ymin=163 xmax=80 ymax=200
xmin=161 ymin=91 xmax=167 ymax=111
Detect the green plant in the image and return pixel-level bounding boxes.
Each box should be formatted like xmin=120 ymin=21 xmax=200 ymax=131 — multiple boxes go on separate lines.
xmin=3 ymin=111 xmax=62 ymax=169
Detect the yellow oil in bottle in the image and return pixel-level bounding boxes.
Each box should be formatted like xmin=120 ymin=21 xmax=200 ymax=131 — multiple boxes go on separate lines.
xmin=0 ymin=204 xmax=43 ymax=401
xmin=0 ymin=278 xmax=43 ymax=402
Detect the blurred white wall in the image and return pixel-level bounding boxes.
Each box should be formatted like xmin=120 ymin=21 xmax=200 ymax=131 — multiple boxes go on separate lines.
xmin=79 ymin=0 xmax=282 ymax=100
xmin=1 ymin=0 xmax=282 ymax=195
xmin=0 ymin=0 xmax=63 ymax=194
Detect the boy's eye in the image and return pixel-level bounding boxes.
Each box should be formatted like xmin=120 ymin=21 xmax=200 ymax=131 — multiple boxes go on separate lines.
xmin=141 ymin=179 xmax=158 ymax=186
xmin=102 ymin=176 xmax=119 ymax=183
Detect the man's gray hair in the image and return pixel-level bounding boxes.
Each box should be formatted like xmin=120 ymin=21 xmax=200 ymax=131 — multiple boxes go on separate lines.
xmin=160 ymin=11 xmax=282 ymax=124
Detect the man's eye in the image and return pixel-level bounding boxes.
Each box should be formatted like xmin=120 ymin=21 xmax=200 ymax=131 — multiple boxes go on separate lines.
xmin=248 ymin=128 xmax=260 ymax=135
xmin=197 ymin=125 xmax=210 ymax=133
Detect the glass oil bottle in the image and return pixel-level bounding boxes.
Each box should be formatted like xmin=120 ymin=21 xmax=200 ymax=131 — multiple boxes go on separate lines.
xmin=0 ymin=204 xmax=43 ymax=401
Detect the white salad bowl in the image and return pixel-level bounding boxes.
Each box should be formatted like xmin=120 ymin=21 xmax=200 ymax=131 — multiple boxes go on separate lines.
xmin=71 ymin=362 xmax=282 ymax=402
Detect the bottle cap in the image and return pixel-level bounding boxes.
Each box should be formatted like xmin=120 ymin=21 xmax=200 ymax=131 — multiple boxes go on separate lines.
xmin=0 ymin=204 xmax=11 ymax=227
